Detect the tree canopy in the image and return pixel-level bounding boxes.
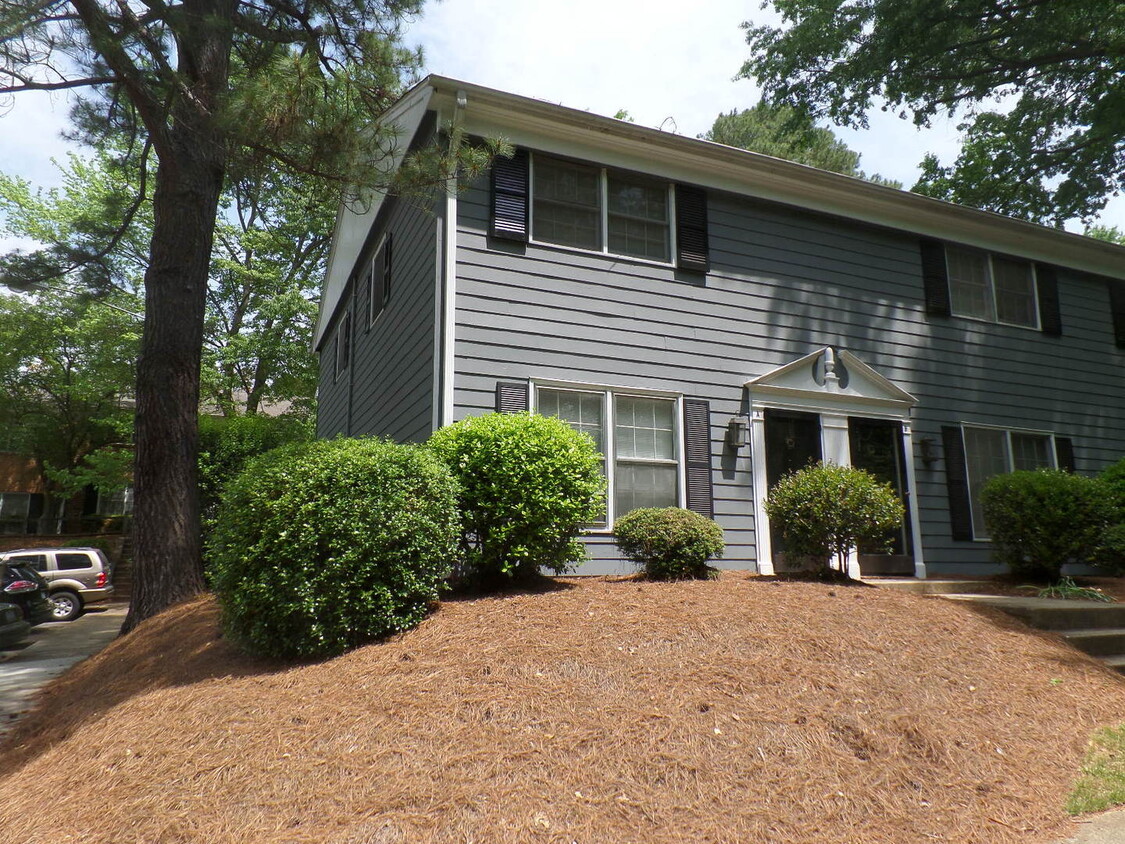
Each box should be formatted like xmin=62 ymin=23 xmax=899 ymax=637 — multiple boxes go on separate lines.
xmin=0 ymin=286 xmax=140 ymax=527
xmin=1 ymin=0 xmax=491 ymax=631
xmin=703 ymin=103 xmax=900 ymax=186
xmin=741 ymin=0 xmax=1125 ymax=225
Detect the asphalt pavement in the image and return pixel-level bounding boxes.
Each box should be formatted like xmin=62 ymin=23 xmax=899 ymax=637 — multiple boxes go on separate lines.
xmin=0 ymin=603 xmax=126 ymax=739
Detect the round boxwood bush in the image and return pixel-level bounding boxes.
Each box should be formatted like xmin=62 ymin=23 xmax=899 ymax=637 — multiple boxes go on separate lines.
xmin=764 ymin=462 xmax=903 ymax=576
xmin=981 ymin=469 xmax=1116 ymax=582
xmin=1101 ymin=457 xmax=1125 ymax=514
xmin=427 ymin=412 xmax=604 ymax=583
xmin=209 ymin=437 xmax=460 ymax=659
xmin=614 ymin=507 xmax=724 ymax=580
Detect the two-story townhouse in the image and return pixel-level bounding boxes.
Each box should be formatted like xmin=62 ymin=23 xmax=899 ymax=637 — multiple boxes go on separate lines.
xmin=314 ymin=76 xmax=1125 ymax=578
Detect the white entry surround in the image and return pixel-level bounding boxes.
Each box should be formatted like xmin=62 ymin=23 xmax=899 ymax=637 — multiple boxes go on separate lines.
xmin=746 ymin=347 xmax=927 ymax=579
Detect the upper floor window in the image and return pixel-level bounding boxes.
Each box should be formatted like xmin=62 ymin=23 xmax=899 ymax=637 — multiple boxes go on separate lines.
xmin=366 ymin=234 xmax=392 ymax=327
xmin=945 ymin=247 xmax=1039 ymax=328
xmin=962 ymin=425 xmax=1055 ymax=539
xmin=532 ymin=155 xmax=671 ymax=263
xmin=334 ymin=310 xmax=351 ymax=382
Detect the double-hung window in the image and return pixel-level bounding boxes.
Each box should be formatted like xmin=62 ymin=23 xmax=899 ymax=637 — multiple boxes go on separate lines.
xmin=366 ymin=235 xmax=392 ymax=327
xmin=962 ymin=425 xmax=1055 ymax=539
xmin=532 ymin=155 xmax=671 ymax=263
xmin=534 ymin=384 xmax=681 ymax=527
xmin=334 ymin=310 xmax=351 ymax=382
xmin=946 ymin=247 xmax=1039 ymax=328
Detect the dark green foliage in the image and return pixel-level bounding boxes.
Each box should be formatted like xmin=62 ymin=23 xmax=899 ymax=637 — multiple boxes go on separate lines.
xmin=742 ymin=0 xmax=1125 ymax=224
xmin=198 ymin=414 xmax=312 ymax=535
xmin=1098 ymin=524 xmax=1125 ymax=576
xmin=703 ymin=103 xmax=900 ymax=187
xmin=209 ymin=438 xmax=460 ymax=659
xmin=427 ymin=413 xmax=605 ymax=583
xmin=613 ymin=507 xmax=724 ymax=580
xmin=1101 ymin=458 xmax=1125 ymax=512
xmin=764 ymin=462 xmax=903 ymax=575
xmin=981 ymin=470 xmax=1117 ymax=582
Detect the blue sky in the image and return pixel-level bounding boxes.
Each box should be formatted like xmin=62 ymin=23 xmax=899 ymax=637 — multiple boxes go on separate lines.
xmin=1 ymin=0 xmax=1121 ymax=253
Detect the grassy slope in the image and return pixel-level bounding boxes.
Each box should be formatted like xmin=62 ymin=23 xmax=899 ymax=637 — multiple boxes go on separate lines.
xmin=2 ymin=574 xmax=1124 ymax=844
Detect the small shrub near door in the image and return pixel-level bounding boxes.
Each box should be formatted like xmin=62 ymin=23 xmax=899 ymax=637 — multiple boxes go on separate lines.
xmin=428 ymin=412 xmax=604 ymax=584
xmin=981 ymin=469 xmax=1116 ymax=582
xmin=614 ymin=507 xmax=724 ymax=580
xmin=764 ymin=462 xmax=903 ymax=577
xmin=209 ymin=437 xmax=460 ymax=660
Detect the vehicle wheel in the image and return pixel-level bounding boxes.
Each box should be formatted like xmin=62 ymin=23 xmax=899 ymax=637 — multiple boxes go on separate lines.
xmin=50 ymin=591 xmax=82 ymax=622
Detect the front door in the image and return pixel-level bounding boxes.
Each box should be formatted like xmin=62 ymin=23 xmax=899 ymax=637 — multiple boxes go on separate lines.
xmin=848 ymin=417 xmax=914 ymax=576
xmin=764 ymin=409 xmax=822 ymax=566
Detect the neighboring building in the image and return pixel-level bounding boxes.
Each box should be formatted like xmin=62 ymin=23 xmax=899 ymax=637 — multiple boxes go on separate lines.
xmin=314 ymin=77 xmax=1125 ymax=578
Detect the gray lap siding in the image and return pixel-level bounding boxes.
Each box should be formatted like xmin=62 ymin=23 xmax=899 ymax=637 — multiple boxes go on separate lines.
xmin=316 ymin=195 xmax=440 ymax=443
xmin=453 ymin=175 xmax=1125 ymax=575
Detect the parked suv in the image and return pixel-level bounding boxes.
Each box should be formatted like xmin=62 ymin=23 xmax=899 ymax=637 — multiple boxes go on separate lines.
xmin=0 ymin=548 xmax=115 ymax=621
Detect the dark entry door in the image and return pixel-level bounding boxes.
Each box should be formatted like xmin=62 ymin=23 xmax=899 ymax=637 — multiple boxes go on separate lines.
xmin=765 ymin=410 xmax=822 ymax=564
xmin=848 ymin=417 xmax=914 ymax=576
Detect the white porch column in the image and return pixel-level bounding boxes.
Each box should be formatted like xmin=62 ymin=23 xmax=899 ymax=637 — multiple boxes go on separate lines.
xmin=750 ymin=408 xmax=774 ymax=575
xmin=901 ymin=422 xmax=928 ymax=579
xmin=820 ymin=412 xmax=861 ymax=579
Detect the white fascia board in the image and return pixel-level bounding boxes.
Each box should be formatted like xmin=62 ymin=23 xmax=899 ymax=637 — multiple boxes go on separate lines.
xmin=426 ymin=78 xmax=1125 ymax=282
xmin=313 ymin=86 xmax=435 ymax=350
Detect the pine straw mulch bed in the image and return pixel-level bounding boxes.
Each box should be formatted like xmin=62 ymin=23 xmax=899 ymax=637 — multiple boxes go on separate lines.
xmin=2 ymin=574 xmax=1124 ymax=844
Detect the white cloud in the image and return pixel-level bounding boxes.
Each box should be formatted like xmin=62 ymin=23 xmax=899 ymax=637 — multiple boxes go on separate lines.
xmin=406 ymin=0 xmax=1123 ymax=231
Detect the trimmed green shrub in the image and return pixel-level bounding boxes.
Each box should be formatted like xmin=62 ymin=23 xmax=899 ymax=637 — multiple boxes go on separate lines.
xmin=614 ymin=507 xmax=724 ymax=580
xmin=209 ymin=437 xmax=460 ymax=659
xmin=62 ymin=535 xmax=114 ymax=558
xmin=1102 ymin=458 xmax=1125 ymax=514
xmin=427 ymin=412 xmax=604 ymax=583
xmin=981 ymin=469 xmax=1116 ymax=582
xmin=198 ymin=413 xmax=312 ymax=534
xmin=764 ymin=462 xmax=904 ymax=576
xmin=1097 ymin=524 xmax=1125 ymax=576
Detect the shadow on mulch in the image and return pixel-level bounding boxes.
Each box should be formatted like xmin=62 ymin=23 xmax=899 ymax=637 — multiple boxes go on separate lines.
xmin=0 ymin=594 xmax=275 ymax=773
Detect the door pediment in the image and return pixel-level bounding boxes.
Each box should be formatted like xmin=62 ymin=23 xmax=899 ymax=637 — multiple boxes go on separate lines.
xmin=745 ymin=347 xmax=916 ymax=417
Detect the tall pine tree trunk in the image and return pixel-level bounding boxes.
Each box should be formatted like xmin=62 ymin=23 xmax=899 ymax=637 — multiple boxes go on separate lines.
xmin=121 ymin=0 xmax=234 ymax=632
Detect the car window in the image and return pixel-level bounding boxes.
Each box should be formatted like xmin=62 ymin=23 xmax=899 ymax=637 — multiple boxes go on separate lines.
xmin=8 ymin=553 xmax=47 ymax=572
xmin=56 ymin=552 xmax=93 ymax=571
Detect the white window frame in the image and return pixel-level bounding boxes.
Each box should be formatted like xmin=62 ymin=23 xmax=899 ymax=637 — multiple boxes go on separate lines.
xmin=530 ymin=379 xmax=685 ymax=533
xmin=529 ymin=153 xmax=677 ymax=267
xmin=333 ymin=308 xmax=351 ymax=383
xmin=366 ymin=234 xmax=390 ymax=329
xmin=961 ymin=423 xmax=1057 ymax=541
xmin=945 ymin=246 xmax=1041 ymax=330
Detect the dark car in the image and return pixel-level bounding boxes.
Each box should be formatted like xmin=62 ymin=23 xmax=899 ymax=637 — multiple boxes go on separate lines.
xmin=1 ymin=561 xmax=54 ymax=625
xmin=0 ymin=601 xmax=30 ymax=649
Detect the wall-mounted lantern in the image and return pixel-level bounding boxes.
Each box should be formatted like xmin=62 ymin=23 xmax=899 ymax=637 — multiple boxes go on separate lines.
xmin=725 ymin=416 xmax=748 ymax=450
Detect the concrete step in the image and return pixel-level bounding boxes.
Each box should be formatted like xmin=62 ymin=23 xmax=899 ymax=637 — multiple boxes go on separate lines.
xmin=1061 ymin=628 xmax=1125 ymax=657
xmin=1102 ymin=655 xmax=1125 ymax=674
xmin=943 ymin=595 xmax=1125 ymax=631
xmin=868 ymin=578 xmax=993 ymax=596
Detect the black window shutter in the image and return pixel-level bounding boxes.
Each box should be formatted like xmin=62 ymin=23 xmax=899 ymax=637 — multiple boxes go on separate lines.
xmin=495 ymin=381 xmax=529 ymax=413
xmin=1110 ymin=282 xmax=1125 ymax=349
xmin=1055 ymin=437 xmax=1076 ymax=472
xmin=683 ymin=398 xmax=714 ymax=518
xmin=676 ymin=185 xmax=710 ymax=272
xmin=1035 ymin=263 xmax=1062 ymax=336
xmin=490 ymin=149 xmax=529 ymax=242
xmin=941 ymin=426 xmax=974 ymax=541
xmin=920 ymin=240 xmax=951 ymax=317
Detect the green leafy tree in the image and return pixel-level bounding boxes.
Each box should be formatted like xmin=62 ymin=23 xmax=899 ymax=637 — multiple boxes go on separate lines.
xmin=0 ymin=287 xmax=140 ymax=529
xmin=1 ymin=0 xmax=493 ymax=631
xmin=742 ymin=0 xmax=1125 ymax=224
xmin=704 ymin=103 xmax=900 ymax=186
xmin=764 ymin=462 xmax=904 ymax=577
